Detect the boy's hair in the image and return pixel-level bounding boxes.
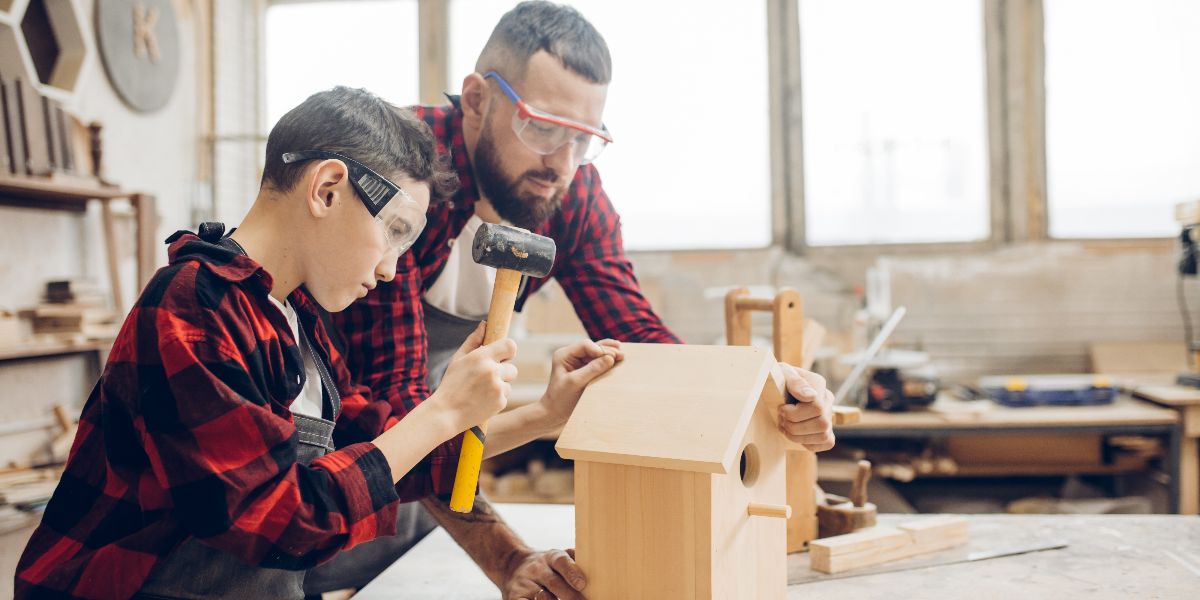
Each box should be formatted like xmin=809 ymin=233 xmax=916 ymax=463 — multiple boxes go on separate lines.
xmin=261 ymin=86 xmax=458 ymax=201
xmin=476 ymin=1 xmax=611 ymax=85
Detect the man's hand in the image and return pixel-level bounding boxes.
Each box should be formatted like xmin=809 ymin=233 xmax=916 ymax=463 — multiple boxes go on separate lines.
xmin=539 ymin=339 xmax=623 ymax=425
xmin=504 ymin=548 xmax=587 ymax=600
xmin=777 ymin=363 xmax=836 ymax=452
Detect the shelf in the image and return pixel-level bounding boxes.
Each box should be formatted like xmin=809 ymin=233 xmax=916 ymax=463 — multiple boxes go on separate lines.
xmin=0 ymin=175 xmax=127 ymax=209
xmin=0 ymin=338 xmax=113 ymax=362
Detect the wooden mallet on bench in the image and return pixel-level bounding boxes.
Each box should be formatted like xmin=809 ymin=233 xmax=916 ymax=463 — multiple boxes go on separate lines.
xmin=817 ymin=459 xmax=877 ymax=538
xmin=449 ymin=223 xmax=556 ymax=513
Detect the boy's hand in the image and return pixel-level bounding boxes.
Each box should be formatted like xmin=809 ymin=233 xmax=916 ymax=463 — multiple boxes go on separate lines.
xmin=777 ymin=363 xmax=836 ymax=452
xmin=539 ymin=339 xmax=623 ymax=426
xmin=429 ymin=322 xmax=518 ymax=434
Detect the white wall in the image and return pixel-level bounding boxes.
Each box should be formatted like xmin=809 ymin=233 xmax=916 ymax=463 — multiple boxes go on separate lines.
xmin=0 ymin=0 xmax=199 ymax=466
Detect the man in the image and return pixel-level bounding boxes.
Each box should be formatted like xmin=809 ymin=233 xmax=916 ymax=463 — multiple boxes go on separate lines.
xmin=325 ymin=3 xmax=837 ymax=599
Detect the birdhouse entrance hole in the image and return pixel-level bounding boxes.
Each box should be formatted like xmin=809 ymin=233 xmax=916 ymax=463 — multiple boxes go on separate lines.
xmin=739 ymin=443 xmax=760 ymax=487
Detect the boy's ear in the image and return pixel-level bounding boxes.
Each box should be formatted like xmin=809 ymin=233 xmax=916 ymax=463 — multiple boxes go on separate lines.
xmin=460 ymin=72 xmax=489 ymax=131
xmin=305 ymin=159 xmax=350 ymax=219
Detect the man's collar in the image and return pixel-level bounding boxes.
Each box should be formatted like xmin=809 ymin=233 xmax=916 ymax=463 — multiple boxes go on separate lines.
xmin=443 ymin=94 xmax=480 ymax=214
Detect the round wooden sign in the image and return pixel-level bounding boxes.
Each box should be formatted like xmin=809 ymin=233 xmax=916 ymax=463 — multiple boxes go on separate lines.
xmin=95 ymin=0 xmax=179 ymax=112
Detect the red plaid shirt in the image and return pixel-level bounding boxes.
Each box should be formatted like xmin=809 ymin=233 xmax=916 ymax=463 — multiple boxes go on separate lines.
xmin=334 ymin=99 xmax=680 ymax=415
xmin=16 ymin=233 xmax=459 ymax=599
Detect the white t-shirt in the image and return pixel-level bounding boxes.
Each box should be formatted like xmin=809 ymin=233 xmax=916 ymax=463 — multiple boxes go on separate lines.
xmin=267 ymin=295 xmax=324 ymax=418
xmin=423 ymin=214 xmax=498 ymax=319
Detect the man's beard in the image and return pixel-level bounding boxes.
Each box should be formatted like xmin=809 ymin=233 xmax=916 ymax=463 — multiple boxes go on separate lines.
xmin=474 ymin=129 xmax=565 ymax=230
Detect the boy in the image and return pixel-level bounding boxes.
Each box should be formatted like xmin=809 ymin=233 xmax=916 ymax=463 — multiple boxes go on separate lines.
xmin=15 ymin=87 xmax=620 ymax=599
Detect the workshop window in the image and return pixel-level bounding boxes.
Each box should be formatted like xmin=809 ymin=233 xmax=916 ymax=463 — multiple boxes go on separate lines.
xmin=1043 ymin=0 xmax=1200 ymax=239
xmin=450 ymin=0 xmax=774 ymax=251
xmin=797 ymin=0 xmax=991 ymax=247
xmin=263 ymin=0 xmax=421 ymax=130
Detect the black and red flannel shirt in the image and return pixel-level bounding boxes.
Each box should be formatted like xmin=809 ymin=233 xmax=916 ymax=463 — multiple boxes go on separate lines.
xmin=334 ymin=98 xmax=681 ymax=416
xmin=15 ymin=234 xmax=459 ymax=599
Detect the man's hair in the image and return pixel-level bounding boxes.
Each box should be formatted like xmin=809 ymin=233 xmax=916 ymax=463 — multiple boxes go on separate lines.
xmin=261 ymin=86 xmax=458 ymax=201
xmin=476 ymin=1 xmax=611 ymax=84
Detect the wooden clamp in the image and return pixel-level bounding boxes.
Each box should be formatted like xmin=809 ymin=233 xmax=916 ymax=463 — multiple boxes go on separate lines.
xmin=724 ymin=287 xmax=861 ymax=553
xmin=724 ymin=288 xmax=860 ymax=425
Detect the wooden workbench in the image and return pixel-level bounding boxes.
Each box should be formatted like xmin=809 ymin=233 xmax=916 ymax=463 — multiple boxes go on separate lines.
xmin=834 ymin=395 xmax=1185 ymax=512
xmin=355 ymin=504 xmax=1199 ymax=598
xmin=1131 ymin=385 xmax=1200 ymax=515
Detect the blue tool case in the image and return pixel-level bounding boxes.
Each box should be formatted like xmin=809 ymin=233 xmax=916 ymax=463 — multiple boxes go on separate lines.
xmin=979 ymin=374 xmax=1117 ymax=407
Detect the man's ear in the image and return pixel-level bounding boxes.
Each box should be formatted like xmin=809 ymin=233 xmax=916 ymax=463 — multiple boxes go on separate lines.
xmin=460 ymin=72 xmax=489 ymax=131
xmin=305 ymin=159 xmax=350 ymax=219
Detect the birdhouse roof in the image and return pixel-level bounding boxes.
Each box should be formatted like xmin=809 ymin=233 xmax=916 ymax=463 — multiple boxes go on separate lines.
xmin=555 ymin=343 xmax=785 ymax=474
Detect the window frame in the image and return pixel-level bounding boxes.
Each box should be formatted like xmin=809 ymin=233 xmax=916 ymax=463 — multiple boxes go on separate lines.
xmin=781 ymin=0 xmax=1178 ymax=255
xmin=252 ymin=0 xmax=1179 ymax=253
xmin=778 ymin=0 xmax=1007 ymax=256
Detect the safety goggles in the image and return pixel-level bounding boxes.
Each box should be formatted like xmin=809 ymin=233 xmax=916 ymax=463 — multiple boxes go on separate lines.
xmin=281 ymin=150 xmax=427 ymax=254
xmin=483 ymin=70 xmax=613 ymax=165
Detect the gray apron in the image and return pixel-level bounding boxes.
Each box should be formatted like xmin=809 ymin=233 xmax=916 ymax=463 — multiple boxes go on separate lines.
xmin=137 ymin=324 xmax=344 ymax=599
xmin=301 ymin=299 xmax=480 ymax=594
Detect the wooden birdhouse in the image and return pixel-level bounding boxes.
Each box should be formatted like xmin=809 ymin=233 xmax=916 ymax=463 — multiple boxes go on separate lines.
xmin=556 ymin=343 xmax=792 ymax=599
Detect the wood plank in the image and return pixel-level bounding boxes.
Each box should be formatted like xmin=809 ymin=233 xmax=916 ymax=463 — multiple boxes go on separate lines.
xmin=0 ymin=77 xmax=23 ymax=176
xmin=840 ymin=396 xmax=1178 ymax=430
xmin=54 ymin=103 xmax=74 ymax=173
xmin=574 ymin=461 xmax=708 ymax=599
xmin=16 ymin=78 xmax=49 ymax=176
xmin=43 ymin=96 xmax=62 ymax=171
xmin=809 ymin=526 xmax=909 ymax=558
xmin=897 ymin=516 xmax=969 ymax=544
xmin=1133 ymin=385 xmax=1200 ymax=407
xmin=0 ymin=80 xmax=8 ymax=174
xmin=809 ymin=516 xmax=969 ymax=574
xmin=710 ymin=392 xmax=789 ymax=599
xmin=0 ymin=175 xmax=126 ymax=203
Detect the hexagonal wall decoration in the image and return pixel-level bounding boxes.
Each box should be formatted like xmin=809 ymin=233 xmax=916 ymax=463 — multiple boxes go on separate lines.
xmin=0 ymin=19 xmax=36 ymax=85
xmin=19 ymin=0 xmax=86 ymax=94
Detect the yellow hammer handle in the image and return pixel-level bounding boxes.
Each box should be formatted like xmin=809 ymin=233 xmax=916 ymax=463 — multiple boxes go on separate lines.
xmin=449 ymin=268 xmax=522 ymax=512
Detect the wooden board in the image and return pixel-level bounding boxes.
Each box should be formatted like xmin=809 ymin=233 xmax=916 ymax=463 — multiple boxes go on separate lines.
xmin=710 ymin=389 xmax=789 ymax=599
xmin=1 ymin=77 xmax=26 ymax=176
xmin=809 ymin=516 xmax=969 ymax=574
xmin=575 ymin=462 xmax=710 ymax=599
xmin=43 ymin=95 xmax=62 ymax=171
xmin=839 ymin=396 xmax=1178 ymax=430
xmin=15 ymin=78 xmax=49 ymax=176
xmin=1133 ymin=385 xmax=1200 ymax=407
xmin=0 ymin=80 xmax=7 ymax=174
xmin=556 ymin=344 xmax=782 ymax=474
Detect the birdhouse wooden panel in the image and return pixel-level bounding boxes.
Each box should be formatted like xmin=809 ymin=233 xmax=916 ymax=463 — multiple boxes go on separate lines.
xmin=557 ymin=344 xmax=790 ymax=599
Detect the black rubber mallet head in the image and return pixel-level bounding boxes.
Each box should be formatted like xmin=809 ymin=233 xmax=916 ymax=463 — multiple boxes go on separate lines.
xmin=471 ymin=222 xmax=556 ymax=278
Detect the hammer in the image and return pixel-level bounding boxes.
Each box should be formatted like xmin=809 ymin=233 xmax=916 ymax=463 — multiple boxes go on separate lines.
xmin=449 ymin=222 xmax=556 ymax=513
